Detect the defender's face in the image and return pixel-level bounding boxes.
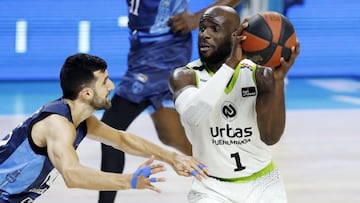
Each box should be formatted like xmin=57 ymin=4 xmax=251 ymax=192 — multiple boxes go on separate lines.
xmin=90 ymin=70 xmax=114 ymax=110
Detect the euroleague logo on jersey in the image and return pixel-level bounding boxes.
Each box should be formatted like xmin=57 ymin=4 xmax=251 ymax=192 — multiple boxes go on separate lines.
xmin=221 ymin=101 xmax=237 ymax=122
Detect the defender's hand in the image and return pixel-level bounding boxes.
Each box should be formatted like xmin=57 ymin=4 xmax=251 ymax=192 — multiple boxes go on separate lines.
xmin=171 ymin=153 xmax=208 ymax=181
xmin=131 ymin=156 xmax=166 ymax=193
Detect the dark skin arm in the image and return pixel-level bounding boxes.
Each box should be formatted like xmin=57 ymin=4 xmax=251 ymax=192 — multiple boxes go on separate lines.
xmin=168 ymin=0 xmax=241 ymax=35
xmin=255 ymin=42 xmax=300 ymax=145
xmin=169 ymin=67 xmax=196 ymax=100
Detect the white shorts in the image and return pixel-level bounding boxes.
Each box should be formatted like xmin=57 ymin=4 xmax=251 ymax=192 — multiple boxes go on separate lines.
xmin=188 ymin=168 xmax=287 ymax=203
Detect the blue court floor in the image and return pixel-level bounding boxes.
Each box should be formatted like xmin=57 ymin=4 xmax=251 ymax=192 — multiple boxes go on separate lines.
xmin=1 ymin=77 xmax=360 ymax=115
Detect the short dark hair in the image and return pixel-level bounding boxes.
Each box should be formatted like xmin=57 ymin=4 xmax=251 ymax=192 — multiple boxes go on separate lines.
xmin=60 ymin=53 xmax=108 ymax=100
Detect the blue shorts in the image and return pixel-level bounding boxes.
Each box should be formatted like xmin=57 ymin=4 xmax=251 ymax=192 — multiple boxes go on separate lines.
xmin=115 ymin=32 xmax=192 ymax=110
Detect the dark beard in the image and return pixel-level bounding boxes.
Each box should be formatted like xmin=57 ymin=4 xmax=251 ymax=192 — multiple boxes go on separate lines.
xmin=199 ymin=39 xmax=231 ymax=65
xmin=91 ymin=94 xmax=112 ymax=110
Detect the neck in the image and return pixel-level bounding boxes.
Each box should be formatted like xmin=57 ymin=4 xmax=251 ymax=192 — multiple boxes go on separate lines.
xmin=203 ymin=60 xmax=225 ymax=73
xmin=64 ymin=98 xmax=94 ymax=127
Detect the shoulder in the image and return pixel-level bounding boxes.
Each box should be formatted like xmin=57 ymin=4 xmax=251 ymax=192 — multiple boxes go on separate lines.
xmin=169 ymin=67 xmax=197 ymax=100
xmin=170 ymin=59 xmax=204 ymax=79
xmin=39 ymin=114 xmax=74 ymax=133
xmin=31 ymin=113 xmax=75 ymax=147
xmin=186 ymin=59 xmax=203 ymax=70
xmin=171 ymin=66 xmax=194 ymax=78
xmin=170 ymin=65 xmax=197 ymax=84
xmin=169 ymin=59 xmax=205 ymax=94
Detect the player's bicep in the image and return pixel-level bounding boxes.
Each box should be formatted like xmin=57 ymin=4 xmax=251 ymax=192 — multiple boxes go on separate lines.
xmin=44 ymin=116 xmax=80 ymax=173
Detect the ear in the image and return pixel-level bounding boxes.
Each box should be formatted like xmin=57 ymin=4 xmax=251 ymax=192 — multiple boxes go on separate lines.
xmin=80 ymin=87 xmax=93 ymax=100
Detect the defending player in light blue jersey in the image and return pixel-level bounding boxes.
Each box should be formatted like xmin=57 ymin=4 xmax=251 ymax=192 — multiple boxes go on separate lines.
xmin=0 ymin=53 xmax=207 ymax=203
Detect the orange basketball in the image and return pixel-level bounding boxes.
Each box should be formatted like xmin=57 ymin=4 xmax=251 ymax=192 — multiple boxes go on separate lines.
xmin=241 ymin=11 xmax=297 ymax=69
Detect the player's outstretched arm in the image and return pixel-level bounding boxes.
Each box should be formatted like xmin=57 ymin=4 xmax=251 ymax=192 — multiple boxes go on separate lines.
xmin=130 ymin=156 xmax=166 ymax=193
xmin=40 ymin=115 xmax=164 ymax=191
xmin=86 ymin=115 xmax=208 ymax=180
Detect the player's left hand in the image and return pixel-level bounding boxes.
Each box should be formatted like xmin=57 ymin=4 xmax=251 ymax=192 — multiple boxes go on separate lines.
xmin=276 ymin=40 xmax=300 ymax=80
xmin=171 ymin=153 xmax=208 ymax=180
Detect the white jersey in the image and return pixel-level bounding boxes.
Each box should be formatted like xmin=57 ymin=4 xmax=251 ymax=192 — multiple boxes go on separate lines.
xmin=183 ymin=59 xmax=272 ymax=178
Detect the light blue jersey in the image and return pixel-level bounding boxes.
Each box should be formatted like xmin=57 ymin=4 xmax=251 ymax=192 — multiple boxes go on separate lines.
xmin=116 ymin=0 xmax=192 ymax=109
xmin=0 ymin=98 xmax=87 ymax=202
xmin=127 ymin=0 xmax=188 ymax=34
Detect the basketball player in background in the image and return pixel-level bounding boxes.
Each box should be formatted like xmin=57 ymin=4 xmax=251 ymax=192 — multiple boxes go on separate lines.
xmin=169 ymin=6 xmax=300 ymax=202
xmin=99 ymin=1 xmax=241 ymax=202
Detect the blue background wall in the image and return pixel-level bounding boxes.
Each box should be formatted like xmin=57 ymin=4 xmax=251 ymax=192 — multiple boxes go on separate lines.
xmin=0 ymin=0 xmax=359 ymax=80
xmin=285 ymin=0 xmax=360 ymax=78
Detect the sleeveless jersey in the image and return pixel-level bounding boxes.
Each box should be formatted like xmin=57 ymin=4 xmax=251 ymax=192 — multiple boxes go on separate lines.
xmin=0 ymin=98 xmax=87 ymax=202
xmin=183 ymin=59 xmax=272 ymax=178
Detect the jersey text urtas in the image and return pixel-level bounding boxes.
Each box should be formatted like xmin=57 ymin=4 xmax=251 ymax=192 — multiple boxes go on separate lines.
xmin=210 ymin=124 xmax=252 ymax=138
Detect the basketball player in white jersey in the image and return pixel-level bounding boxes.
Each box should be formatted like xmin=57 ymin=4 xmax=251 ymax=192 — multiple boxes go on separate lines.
xmin=169 ymin=6 xmax=300 ymax=203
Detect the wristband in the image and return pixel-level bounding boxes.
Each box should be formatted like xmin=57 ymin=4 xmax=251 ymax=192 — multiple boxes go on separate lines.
xmin=131 ymin=166 xmax=151 ymax=189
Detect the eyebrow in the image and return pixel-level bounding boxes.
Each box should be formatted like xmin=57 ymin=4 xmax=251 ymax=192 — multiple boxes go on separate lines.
xmin=102 ymin=75 xmax=109 ymax=84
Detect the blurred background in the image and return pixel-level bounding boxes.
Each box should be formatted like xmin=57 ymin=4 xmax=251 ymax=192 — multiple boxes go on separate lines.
xmin=1 ymin=0 xmax=360 ymax=114
xmin=1 ymin=0 xmax=360 ymax=202
xmin=1 ymin=0 xmax=359 ymax=81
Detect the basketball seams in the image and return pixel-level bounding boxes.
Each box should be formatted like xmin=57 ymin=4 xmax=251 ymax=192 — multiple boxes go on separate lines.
xmin=242 ymin=33 xmax=270 ymax=51
xmin=261 ymin=12 xmax=282 ymax=43
xmin=241 ymin=11 xmax=297 ymax=68
xmin=279 ymin=15 xmax=295 ymax=46
xmin=247 ymin=14 xmax=273 ymax=41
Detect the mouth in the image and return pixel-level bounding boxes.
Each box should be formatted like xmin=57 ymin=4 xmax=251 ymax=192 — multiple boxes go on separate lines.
xmin=199 ymin=42 xmax=212 ymax=52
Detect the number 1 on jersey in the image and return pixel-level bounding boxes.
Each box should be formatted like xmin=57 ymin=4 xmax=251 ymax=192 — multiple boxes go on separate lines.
xmin=231 ymin=152 xmax=246 ymax=171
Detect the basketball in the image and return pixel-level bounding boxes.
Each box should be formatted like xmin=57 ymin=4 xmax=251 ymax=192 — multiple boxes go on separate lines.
xmin=241 ymin=11 xmax=297 ymax=69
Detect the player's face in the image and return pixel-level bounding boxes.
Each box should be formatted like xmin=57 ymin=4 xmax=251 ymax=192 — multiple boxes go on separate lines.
xmin=90 ymin=70 xmax=114 ymax=110
xmin=198 ymin=14 xmax=232 ymax=65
